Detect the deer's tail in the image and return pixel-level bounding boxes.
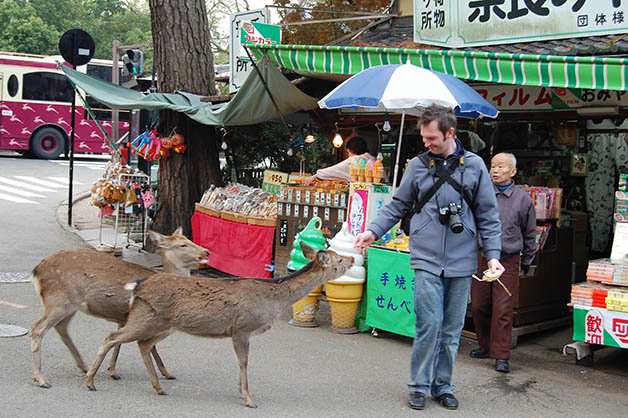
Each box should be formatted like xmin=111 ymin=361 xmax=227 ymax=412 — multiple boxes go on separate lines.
xmin=125 ymin=277 xmax=149 ymax=307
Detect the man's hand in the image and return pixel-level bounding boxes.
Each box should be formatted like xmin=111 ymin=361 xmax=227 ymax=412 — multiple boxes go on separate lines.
xmin=353 ymin=230 xmax=376 ymax=250
xmin=304 ymin=175 xmax=316 ymax=186
xmin=487 ymin=258 xmax=505 ymax=277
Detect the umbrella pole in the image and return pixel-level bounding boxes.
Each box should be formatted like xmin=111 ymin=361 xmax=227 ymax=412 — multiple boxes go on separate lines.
xmin=392 ymin=110 xmax=406 ymax=194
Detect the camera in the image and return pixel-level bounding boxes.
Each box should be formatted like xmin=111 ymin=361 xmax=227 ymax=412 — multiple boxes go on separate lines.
xmin=439 ymin=202 xmax=464 ymax=234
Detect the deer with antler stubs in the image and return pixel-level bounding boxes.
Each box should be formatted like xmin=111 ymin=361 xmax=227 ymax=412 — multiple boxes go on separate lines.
xmin=30 ymin=227 xmax=209 ymax=389
xmin=84 ymin=242 xmax=354 ymax=408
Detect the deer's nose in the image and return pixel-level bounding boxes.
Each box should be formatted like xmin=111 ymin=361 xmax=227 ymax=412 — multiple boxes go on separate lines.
xmin=204 ymin=250 xmax=210 ymax=257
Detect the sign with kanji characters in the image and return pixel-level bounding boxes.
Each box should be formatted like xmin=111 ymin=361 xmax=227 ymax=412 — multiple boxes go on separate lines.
xmin=261 ymin=170 xmax=288 ymax=195
xmin=473 ymin=84 xmax=628 ymax=111
xmin=573 ymin=306 xmax=628 ymax=348
xmin=366 ymin=247 xmax=415 ymax=337
xmin=240 ymin=21 xmax=281 ymax=47
xmin=229 ymin=9 xmax=271 ymax=93
xmin=414 ymin=0 xmax=628 ymax=48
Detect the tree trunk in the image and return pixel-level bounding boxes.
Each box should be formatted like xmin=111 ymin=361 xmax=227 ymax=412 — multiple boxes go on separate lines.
xmin=149 ymin=0 xmax=221 ymax=237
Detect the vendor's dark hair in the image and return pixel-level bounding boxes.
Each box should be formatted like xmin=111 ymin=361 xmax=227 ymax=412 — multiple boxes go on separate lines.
xmin=419 ymin=104 xmax=456 ymax=137
xmin=346 ymin=136 xmax=368 ymax=155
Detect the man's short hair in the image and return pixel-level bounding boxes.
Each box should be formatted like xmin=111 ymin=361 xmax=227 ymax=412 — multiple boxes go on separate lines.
xmin=419 ymin=104 xmax=457 ymax=137
xmin=500 ymin=152 xmax=517 ymax=168
xmin=346 ymin=136 xmax=368 ymax=155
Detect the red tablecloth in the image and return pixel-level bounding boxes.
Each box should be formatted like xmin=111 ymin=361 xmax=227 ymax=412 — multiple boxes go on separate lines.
xmin=191 ymin=211 xmax=275 ymax=278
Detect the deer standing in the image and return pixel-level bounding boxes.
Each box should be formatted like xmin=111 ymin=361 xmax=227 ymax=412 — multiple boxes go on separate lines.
xmin=31 ymin=227 xmax=209 ymax=389
xmin=85 ymin=242 xmax=353 ymax=408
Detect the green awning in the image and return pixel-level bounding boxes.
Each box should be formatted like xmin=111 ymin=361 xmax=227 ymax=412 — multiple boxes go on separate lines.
xmin=249 ymin=44 xmax=628 ymax=91
xmin=59 ymin=55 xmax=319 ymax=127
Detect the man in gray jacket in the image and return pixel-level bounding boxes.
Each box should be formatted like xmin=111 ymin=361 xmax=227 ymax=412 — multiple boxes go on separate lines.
xmin=354 ymin=105 xmax=504 ymax=411
xmin=470 ymin=152 xmax=537 ymax=374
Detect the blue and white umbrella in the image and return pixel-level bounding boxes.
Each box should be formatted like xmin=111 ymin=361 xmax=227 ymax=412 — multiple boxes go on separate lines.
xmin=318 ymin=63 xmax=499 ymax=188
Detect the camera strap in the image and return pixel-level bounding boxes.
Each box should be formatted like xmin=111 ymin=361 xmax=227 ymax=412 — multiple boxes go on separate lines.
xmin=405 ymin=153 xmax=475 ymax=219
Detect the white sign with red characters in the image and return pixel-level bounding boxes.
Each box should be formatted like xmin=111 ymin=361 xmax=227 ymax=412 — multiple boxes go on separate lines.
xmin=577 ymin=307 xmax=628 ymax=349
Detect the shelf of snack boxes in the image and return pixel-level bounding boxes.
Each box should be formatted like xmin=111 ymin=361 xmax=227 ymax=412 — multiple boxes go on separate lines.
xmin=195 ymin=184 xmax=278 ymax=227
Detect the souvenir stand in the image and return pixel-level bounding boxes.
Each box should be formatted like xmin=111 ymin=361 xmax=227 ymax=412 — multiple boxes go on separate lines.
xmin=569 ymin=174 xmax=628 ymax=362
xmin=192 ymin=184 xmax=277 ymax=279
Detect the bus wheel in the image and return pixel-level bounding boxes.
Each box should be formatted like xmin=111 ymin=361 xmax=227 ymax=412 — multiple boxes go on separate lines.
xmin=31 ymin=127 xmax=65 ymax=160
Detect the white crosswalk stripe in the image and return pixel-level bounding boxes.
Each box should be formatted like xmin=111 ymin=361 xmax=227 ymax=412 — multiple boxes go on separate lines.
xmin=47 ymin=176 xmax=84 ymax=185
xmin=0 ymin=192 xmax=38 ymax=204
xmin=54 ymin=161 xmax=108 ymax=170
xmin=14 ymin=176 xmax=70 ymax=188
xmin=0 ymin=175 xmax=71 ymax=205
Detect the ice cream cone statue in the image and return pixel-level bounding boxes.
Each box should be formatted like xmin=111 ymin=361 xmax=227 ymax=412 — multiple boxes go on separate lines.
xmin=365 ymin=160 xmax=374 ymax=183
xmin=373 ymin=159 xmax=384 ymax=183
xmin=288 ymin=217 xmax=327 ymax=327
xmin=350 ymin=160 xmax=358 ymax=181
xmin=326 ymin=222 xmax=366 ymax=333
xmin=358 ymin=157 xmax=366 ymax=182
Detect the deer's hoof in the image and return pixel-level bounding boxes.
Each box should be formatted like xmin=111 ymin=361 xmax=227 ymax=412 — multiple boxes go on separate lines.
xmin=38 ymin=382 xmax=51 ymax=389
xmin=87 ymin=384 xmax=96 ymax=391
xmin=109 ymin=373 xmax=121 ymax=380
xmin=165 ymin=375 xmax=176 ymax=380
xmin=246 ymin=403 xmax=258 ymax=409
xmin=157 ymin=390 xmax=167 ymax=396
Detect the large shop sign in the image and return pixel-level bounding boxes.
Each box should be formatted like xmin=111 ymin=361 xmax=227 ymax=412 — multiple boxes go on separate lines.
xmin=473 ymin=84 xmax=628 ymax=111
xmin=573 ymin=307 xmax=628 ymax=349
xmin=414 ymin=0 xmax=628 ymax=48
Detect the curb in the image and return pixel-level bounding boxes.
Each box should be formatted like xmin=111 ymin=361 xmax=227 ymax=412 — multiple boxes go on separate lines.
xmin=56 ymin=190 xmax=92 ymax=235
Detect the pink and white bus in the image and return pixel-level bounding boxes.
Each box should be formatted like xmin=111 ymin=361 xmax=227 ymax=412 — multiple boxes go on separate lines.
xmin=0 ymin=51 xmax=129 ymax=159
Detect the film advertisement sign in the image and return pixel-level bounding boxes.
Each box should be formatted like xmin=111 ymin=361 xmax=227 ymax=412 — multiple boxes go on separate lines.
xmin=573 ymin=306 xmax=628 ymax=349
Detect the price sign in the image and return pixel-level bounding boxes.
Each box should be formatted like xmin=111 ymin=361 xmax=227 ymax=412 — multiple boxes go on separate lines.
xmin=262 ymin=170 xmax=288 ymax=195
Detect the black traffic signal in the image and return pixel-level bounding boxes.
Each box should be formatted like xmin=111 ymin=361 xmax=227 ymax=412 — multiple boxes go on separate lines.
xmin=121 ymin=49 xmax=143 ymax=77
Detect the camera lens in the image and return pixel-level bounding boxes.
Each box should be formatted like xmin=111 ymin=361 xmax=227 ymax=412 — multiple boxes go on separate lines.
xmin=449 ymin=214 xmax=463 ymax=233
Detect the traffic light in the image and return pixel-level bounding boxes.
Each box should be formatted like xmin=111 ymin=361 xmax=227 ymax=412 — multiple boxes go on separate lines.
xmin=121 ymin=49 xmax=143 ymax=77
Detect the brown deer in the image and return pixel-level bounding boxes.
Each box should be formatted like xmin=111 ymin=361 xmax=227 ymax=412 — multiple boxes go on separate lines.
xmin=85 ymin=242 xmax=353 ymax=408
xmin=31 ymin=227 xmax=209 ymax=389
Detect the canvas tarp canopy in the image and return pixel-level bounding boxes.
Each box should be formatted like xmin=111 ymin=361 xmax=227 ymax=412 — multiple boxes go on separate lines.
xmin=248 ymin=44 xmax=628 ymax=91
xmin=59 ymin=55 xmax=319 ymax=127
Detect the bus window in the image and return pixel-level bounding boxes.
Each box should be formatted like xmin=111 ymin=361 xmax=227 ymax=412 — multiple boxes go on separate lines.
xmin=7 ymin=74 xmax=18 ymax=97
xmin=23 ymin=72 xmax=73 ymax=102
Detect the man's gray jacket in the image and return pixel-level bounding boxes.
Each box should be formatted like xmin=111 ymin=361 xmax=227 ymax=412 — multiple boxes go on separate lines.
xmin=368 ymin=146 xmax=502 ymax=277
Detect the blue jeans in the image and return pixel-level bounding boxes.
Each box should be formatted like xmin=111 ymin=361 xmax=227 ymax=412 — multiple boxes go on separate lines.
xmin=408 ymin=269 xmax=471 ymax=398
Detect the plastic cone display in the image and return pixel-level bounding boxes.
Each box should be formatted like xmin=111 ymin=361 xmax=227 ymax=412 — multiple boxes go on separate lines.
xmin=326 ymin=222 xmax=366 ymax=334
xmin=287 ymin=217 xmax=327 ymax=327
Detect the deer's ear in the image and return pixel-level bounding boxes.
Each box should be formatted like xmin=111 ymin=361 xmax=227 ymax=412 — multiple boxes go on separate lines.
xmin=316 ymin=250 xmax=331 ymax=267
xmin=173 ymin=226 xmax=183 ymax=235
xmin=148 ymin=230 xmax=167 ymax=248
xmin=300 ymin=241 xmax=315 ymax=260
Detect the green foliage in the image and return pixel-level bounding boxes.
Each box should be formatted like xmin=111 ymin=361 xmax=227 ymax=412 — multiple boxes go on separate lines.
xmin=0 ymin=0 xmax=152 ymax=68
xmin=222 ymin=121 xmax=335 ymax=183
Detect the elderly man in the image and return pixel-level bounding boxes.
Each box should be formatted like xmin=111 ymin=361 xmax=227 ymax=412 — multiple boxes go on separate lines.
xmin=470 ymin=152 xmax=537 ymax=373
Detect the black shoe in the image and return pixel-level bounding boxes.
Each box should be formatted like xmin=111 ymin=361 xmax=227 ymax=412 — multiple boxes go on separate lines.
xmin=407 ymin=392 xmax=426 ymax=410
xmin=470 ymin=347 xmax=490 ymax=358
xmin=495 ymin=359 xmax=510 ymax=373
xmin=435 ymin=393 xmax=458 ymax=410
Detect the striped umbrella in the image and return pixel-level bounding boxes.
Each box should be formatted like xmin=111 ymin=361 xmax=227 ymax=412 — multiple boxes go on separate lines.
xmin=318 ymin=63 xmax=499 ymax=188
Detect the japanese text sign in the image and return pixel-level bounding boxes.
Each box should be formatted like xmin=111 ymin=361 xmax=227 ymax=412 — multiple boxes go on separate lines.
xmin=414 ymin=0 xmax=628 ymax=48
xmin=573 ymin=306 xmax=628 ymax=348
xmin=229 ymin=9 xmax=271 ymax=93
xmin=366 ymin=247 xmax=416 ymax=338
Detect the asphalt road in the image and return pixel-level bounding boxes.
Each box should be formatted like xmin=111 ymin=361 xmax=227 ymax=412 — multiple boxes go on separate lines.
xmin=0 ymin=150 xmax=627 ymax=417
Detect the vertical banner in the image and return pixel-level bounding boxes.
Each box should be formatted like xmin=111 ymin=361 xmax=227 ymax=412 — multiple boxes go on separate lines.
xmin=229 ymin=8 xmax=270 ymax=93
xmin=348 ymin=187 xmax=369 ymax=236
xmin=365 ymin=247 xmax=415 ymax=338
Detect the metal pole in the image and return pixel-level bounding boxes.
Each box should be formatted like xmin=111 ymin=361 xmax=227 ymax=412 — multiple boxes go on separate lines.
xmin=243 ymin=47 xmax=291 ymax=133
xmin=112 ymin=40 xmax=119 ymax=146
xmin=68 ymin=34 xmax=78 ymax=226
xmin=392 ymin=110 xmax=406 ymax=194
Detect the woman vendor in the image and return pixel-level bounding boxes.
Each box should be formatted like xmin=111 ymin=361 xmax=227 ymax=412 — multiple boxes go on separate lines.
xmin=304 ymin=136 xmax=375 ymax=185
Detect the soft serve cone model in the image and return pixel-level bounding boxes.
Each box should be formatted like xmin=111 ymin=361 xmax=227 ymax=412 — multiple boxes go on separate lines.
xmin=326 ymin=222 xmax=366 ymax=333
xmin=288 ymin=217 xmax=327 ymax=327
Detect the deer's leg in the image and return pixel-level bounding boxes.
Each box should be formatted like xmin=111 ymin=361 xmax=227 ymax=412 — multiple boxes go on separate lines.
xmin=138 ymin=338 xmax=167 ymax=395
xmin=232 ymin=333 xmax=255 ymax=408
xmin=107 ymin=345 xmax=122 ymax=380
xmin=86 ymin=328 xmax=137 ymax=391
xmin=151 ymin=346 xmax=176 ymax=380
xmin=54 ymin=313 xmax=88 ymax=373
xmin=31 ymin=306 xmax=76 ymax=388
